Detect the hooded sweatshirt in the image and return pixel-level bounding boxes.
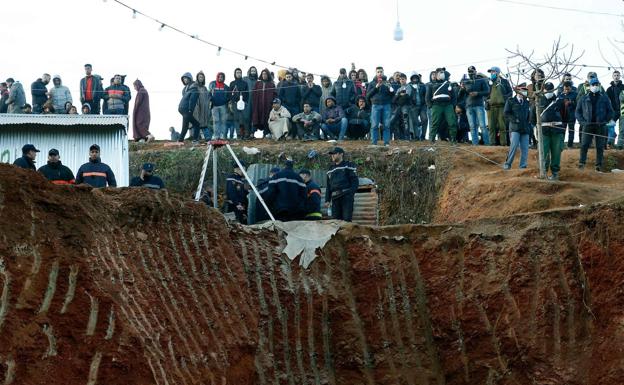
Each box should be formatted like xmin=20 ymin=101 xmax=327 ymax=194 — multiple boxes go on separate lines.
xmin=6 ymin=81 xmax=26 ymax=113
xmin=49 ymin=76 xmax=73 ymax=113
xmin=132 ymin=79 xmax=151 ymax=138
xmin=229 ymin=68 xmax=249 ymax=103
xmin=209 ymin=72 xmax=230 ymax=107
xmin=193 ymin=71 xmax=212 ymax=127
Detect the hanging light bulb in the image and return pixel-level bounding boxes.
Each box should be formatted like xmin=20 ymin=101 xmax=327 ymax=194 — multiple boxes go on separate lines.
xmin=216 ymin=47 xmax=222 ymax=56
xmin=159 ymin=23 xmax=165 ymax=31
xmin=393 ymin=0 xmax=404 ymax=41
xmin=132 ymin=9 xmax=137 ymax=19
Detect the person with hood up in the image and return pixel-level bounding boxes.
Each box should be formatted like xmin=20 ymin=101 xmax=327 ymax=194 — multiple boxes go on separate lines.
xmin=319 ymin=75 xmax=333 ymax=115
xmin=464 ymin=66 xmax=490 ymax=145
xmin=242 ymin=66 xmax=258 ymax=138
xmin=48 ymin=75 xmax=72 ymax=114
xmin=80 ymin=64 xmax=103 ymax=114
xmin=230 ymin=68 xmax=250 ymax=139
xmin=194 ymin=71 xmax=212 ymax=141
xmin=81 ymin=103 xmax=91 ymax=115
xmin=13 ymin=144 xmax=40 ymax=170
xmin=37 ymin=148 xmax=75 ymax=185
xmin=425 ymin=67 xmax=457 ymax=142
xmin=132 ymin=79 xmax=153 ymax=142
xmin=331 ymin=68 xmax=356 ymax=110
xmin=75 ymin=144 xmax=117 ymax=188
xmin=5 ymin=78 xmax=27 ymax=114
xmin=252 ymin=69 xmax=277 ymax=137
xmin=532 ymin=82 xmax=565 ymax=180
xmin=31 ymin=73 xmax=51 ymax=114
xmin=486 ymin=66 xmax=513 ymax=145
xmin=209 ymin=72 xmax=230 ymax=139
xmin=268 ymin=98 xmax=291 ymax=140
xmin=178 ymin=72 xmax=200 ymax=143
xmin=103 ymin=75 xmax=130 ymax=115
xmin=321 ymin=96 xmax=348 ymax=140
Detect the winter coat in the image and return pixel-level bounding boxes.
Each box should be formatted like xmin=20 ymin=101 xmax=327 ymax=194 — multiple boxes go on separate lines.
xmin=278 ymin=80 xmax=302 ymax=110
xmin=243 ymin=68 xmax=258 ymax=109
xmin=463 ymin=77 xmax=490 ymax=107
xmin=331 ymin=78 xmax=356 ymax=108
xmin=532 ymin=95 xmax=564 ymax=135
xmin=488 ymin=78 xmax=512 ymax=107
xmin=322 ymin=98 xmax=346 ymax=123
xmin=209 ymin=73 xmax=230 ymax=108
xmin=251 ymin=79 xmax=277 ymax=127
xmin=503 ymin=96 xmax=531 ymax=135
xmin=577 ymin=82 xmax=605 ymax=102
xmin=103 ymin=84 xmax=130 ymax=114
xmin=0 ymin=90 xmax=8 ymax=113
xmin=346 ymin=105 xmax=371 ymax=123
xmin=606 ymin=81 xmax=624 ymax=119
xmin=129 ymin=175 xmax=164 ymax=189
xmin=557 ymin=90 xmax=578 ymax=123
xmin=409 ymin=81 xmax=427 ymax=106
xmin=75 ymin=158 xmax=116 ymax=188
xmin=6 ymin=82 xmax=26 ymax=113
xmin=132 ymin=80 xmax=151 ymax=139
xmin=49 ymin=80 xmax=72 ymax=113
xmin=426 ymin=78 xmax=456 ymax=107
xmin=268 ymin=106 xmax=291 ymax=139
xmin=229 ymin=76 xmax=249 ymax=104
xmin=301 ymin=84 xmax=322 ymax=110
xmin=80 ymin=75 xmax=104 ymax=103
xmin=367 ymin=80 xmax=395 ymax=105
xmin=303 ymin=179 xmax=322 ymax=218
xmin=393 ymin=84 xmax=413 ymax=106
xmin=576 ymin=92 xmax=614 ymax=127
xmin=38 ymin=161 xmax=75 ymax=185
xmin=31 ymin=78 xmax=48 ymax=111
xmin=178 ymin=80 xmax=199 ymax=115
xmin=266 ymin=166 xmax=307 ymax=216
xmin=325 ymin=160 xmax=358 ymax=202
xmin=13 ymin=155 xmax=36 ymax=170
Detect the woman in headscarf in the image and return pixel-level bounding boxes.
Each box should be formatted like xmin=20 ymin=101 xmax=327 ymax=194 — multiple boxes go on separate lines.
xmin=132 ymin=79 xmax=153 ymax=142
xmin=252 ymin=69 xmax=277 ymax=137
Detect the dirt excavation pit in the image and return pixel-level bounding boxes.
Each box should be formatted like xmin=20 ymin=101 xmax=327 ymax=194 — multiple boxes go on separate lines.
xmin=0 ymin=143 xmax=623 ymax=384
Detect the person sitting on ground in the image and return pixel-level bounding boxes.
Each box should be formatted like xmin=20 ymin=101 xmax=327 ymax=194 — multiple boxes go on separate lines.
xmin=299 ymin=168 xmax=322 ymax=220
xmin=13 ymin=144 xmax=40 ymax=171
xmin=266 ymin=159 xmax=306 ymax=222
xmin=268 ymin=98 xmax=291 ymax=140
xmin=169 ymin=126 xmax=181 ymax=141
xmin=255 ymin=166 xmax=280 ymax=223
xmin=346 ymin=96 xmax=371 ymax=139
xmin=81 ymin=103 xmax=91 ymax=115
xmin=292 ymin=102 xmax=322 ymax=140
xmin=37 ymin=148 xmax=75 ymax=185
xmin=64 ymin=101 xmax=73 ymax=114
xmin=68 ymin=105 xmax=78 ymax=115
xmin=21 ymin=104 xmax=32 ymax=114
xmin=325 ymin=146 xmax=359 ymax=222
xmin=42 ymin=101 xmax=55 ymax=114
xmin=321 ymin=96 xmax=348 ymax=140
xmin=75 ymin=144 xmax=117 ymax=188
xmin=503 ymin=83 xmax=531 ymax=170
xmin=533 ymin=82 xmax=565 ymax=180
xmin=130 ymin=163 xmax=165 ymax=189
xmin=225 ymin=161 xmax=249 ymax=224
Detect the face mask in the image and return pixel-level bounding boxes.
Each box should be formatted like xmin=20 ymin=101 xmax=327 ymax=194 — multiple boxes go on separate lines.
xmin=490 ymin=73 xmax=498 ymax=80
xmin=545 ymin=92 xmax=554 ymax=99
xmin=520 ymin=91 xmax=528 ymax=97
xmin=590 ymin=86 xmax=600 ymax=93
xmin=437 ymin=73 xmax=445 ymax=81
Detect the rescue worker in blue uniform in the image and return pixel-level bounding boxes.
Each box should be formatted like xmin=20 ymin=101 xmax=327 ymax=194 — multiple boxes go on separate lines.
xmin=75 ymin=144 xmax=117 ymax=188
xmin=130 ymin=163 xmax=165 ymax=189
xmin=299 ymin=168 xmax=322 ymax=220
xmin=37 ymin=148 xmax=75 ymax=185
xmin=325 ymin=147 xmax=359 ymax=222
xmin=255 ymin=166 xmax=280 ymax=222
xmin=266 ymin=159 xmax=306 ymax=221
xmin=225 ymin=161 xmax=249 ymax=224
xmin=13 ymin=144 xmax=40 ymax=171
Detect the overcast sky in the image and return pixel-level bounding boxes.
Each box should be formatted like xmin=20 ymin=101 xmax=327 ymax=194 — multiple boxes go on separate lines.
xmin=2 ymin=0 xmax=623 ymax=139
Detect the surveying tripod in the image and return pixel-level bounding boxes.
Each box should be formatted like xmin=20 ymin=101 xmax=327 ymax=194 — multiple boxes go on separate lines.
xmin=194 ymin=140 xmax=276 ymax=222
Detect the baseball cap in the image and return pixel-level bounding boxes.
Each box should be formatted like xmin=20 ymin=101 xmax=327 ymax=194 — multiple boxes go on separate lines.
xmin=89 ymin=144 xmax=100 ymax=151
xmin=328 ymin=146 xmax=345 ymax=154
xmin=487 ymin=66 xmax=501 ymax=73
xmin=22 ymin=144 xmax=40 ymax=153
xmin=142 ymin=163 xmax=154 ymax=172
xmin=589 ymin=77 xmax=600 ymax=85
xmin=468 ymin=65 xmax=476 ymax=72
xmin=48 ymin=148 xmax=59 ymax=156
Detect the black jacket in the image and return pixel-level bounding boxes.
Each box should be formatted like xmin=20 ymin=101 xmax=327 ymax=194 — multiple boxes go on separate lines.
xmin=367 ymin=80 xmax=395 ymax=105
xmin=557 ymin=90 xmax=578 ymax=123
xmin=304 ymin=180 xmax=322 ymax=218
xmin=532 ymin=95 xmax=564 ymax=135
xmin=255 ymin=177 xmax=273 ymax=222
xmin=606 ymin=81 xmax=624 ymax=119
xmin=576 ymin=92 xmax=614 ymax=126
xmin=76 ymin=158 xmax=117 ymax=188
xmin=267 ymin=166 xmax=306 ymax=215
xmin=426 ymin=79 xmax=456 ymax=107
xmin=178 ymin=81 xmax=199 ymax=115
xmin=325 ymin=160 xmax=358 ymax=202
xmin=226 ymin=173 xmax=247 ymax=207
xmin=31 ymin=78 xmax=48 ymax=110
xmin=13 ymin=155 xmax=36 ymax=171
xmin=409 ymin=81 xmax=427 ymax=106
xmin=301 ymin=84 xmax=322 ymax=110
xmin=229 ymin=78 xmax=250 ymax=103
xmin=129 ymin=175 xmax=165 ymax=189
xmin=38 ymin=161 xmax=75 ymax=184
xmin=463 ymin=77 xmax=490 ymax=107
xmin=278 ymin=80 xmax=302 ymax=110
xmin=331 ymin=78 xmax=356 ymax=108
xmin=504 ymin=97 xmax=531 ymax=135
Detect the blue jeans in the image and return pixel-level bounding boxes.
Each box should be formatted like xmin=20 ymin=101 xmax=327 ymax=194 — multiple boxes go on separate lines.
xmin=201 ymin=127 xmax=213 ymax=141
xmin=466 ymin=105 xmax=489 ymax=145
xmin=370 ymin=103 xmax=392 ymax=145
xmin=505 ymin=131 xmax=529 ymax=168
xmin=321 ymin=118 xmax=348 ymax=140
xmin=607 ymin=122 xmax=617 ymax=145
xmin=212 ymin=105 xmax=228 ymax=139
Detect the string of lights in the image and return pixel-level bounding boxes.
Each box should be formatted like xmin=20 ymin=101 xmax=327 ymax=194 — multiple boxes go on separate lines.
xmin=497 ymin=0 xmax=623 ymax=18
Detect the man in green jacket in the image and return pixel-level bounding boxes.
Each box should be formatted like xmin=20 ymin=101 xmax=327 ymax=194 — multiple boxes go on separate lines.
xmin=486 ymin=67 xmax=513 ymax=145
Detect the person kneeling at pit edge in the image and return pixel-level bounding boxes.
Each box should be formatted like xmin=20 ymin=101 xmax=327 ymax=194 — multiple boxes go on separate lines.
xmin=325 ymin=146 xmax=358 ymax=222
xmin=130 ymin=163 xmax=165 ymax=189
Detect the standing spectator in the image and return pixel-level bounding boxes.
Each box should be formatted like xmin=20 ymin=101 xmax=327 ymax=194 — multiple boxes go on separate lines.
xmin=425 ymin=67 xmax=457 ymax=142
xmin=230 ymin=68 xmax=250 ymax=139
xmin=169 ymin=127 xmax=180 ymax=141
xmin=292 ymin=102 xmax=322 ymax=140
xmin=37 ymin=148 xmax=75 ymax=185
xmin=299 ymin=168 xmax=322 ymax=220
xmin=557 ymin=73 xmax=577 ymax=94
xmin=527 ymin=69 xmax=546 ymax=148
xmin=278 ymin=71 xmax=302 ymax=126
xmin=209 ymin=72 xmax=230 ymax=139
xmin=486 ymin=66 xmax=513 ymax=145
xmin=177 ymin=72 xmax=200 ymax=143
xmin=353 ymin=70 xmax=367 ymax=98
xmin=606 ymin=71 xmax=624 ymax=148
xmin=225 ymin=162 xmax=249 ymax=224
xmin=325 ymin=147 xmax=358 ymax=222
xmin=130 ymin=163 xmax=165 ymax=189
xmin=301 ymin=73 xmax=322 ymax=112
xmin=557 ymin=82 xmax=578 ymax=148
xmin=132 ymin=79 xmax=153 ymax=142
xmin=331 ymin=68 xmax=356 ymax=110
xmin=464 ymin=66 xmax=490 ymax=145
xmin=367 ymin=66 xmax=396 ymax=146
xmin=321 ymin=96 xmax=348 ymax=140
xmin=31 ymin=73 xmax=51 ymax=114
xmin=80 ymin=64 xmax=103 ymax=114
xmin=103 ymin=75 xmax=130 ymax=115
xmin=346 ymin=96 xmax=370 ymax=139
xmin=533 ymin=82 xmax=565 ymax=180
xmin=194 ymin=71 xmax=212 ymax=141
xmin=242 ymin=66 xmax=258 ymax=138
xmin=13 ymin=144 xmax=40 ymax=170
xmin=251 ymin=69 xmax=277 ymax=137
xmin=392 ymin=73 xmax=413 ymax=140
xmin=5 ymin=78 xmax=26 ymax=114
xmin=577 ymin=72 xmax=604 ymax=102
xmin=75 ymin=144 xmax=117 ymax=188
xmin=266 ymin=159 xmax=306 ymax=221
xmin=268 ymin=98 xmax=291 ymax=140
xmin=408 ymin=73 xmax=427 ymax=141
xmin=119 ymin=75 xmax=132 ymax=114
xmin=503 ymin=84 xmax=531 ymax=170
xmin=48 ymin=75 xmax=72 ymax=114
xmin=319 ymin=75 xmax=333 ymax=115
xmin=0 ymin=83 xmax=9 ymax=113
xmin=576 ymin=78 xmax=614 ymax=171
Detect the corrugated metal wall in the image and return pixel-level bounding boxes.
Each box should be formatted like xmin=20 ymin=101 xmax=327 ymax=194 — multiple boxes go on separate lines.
xmin=0 ymin=122 xmax=129 ymax=186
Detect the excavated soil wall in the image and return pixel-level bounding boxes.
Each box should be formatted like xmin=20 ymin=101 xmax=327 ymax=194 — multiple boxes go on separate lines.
xmin=0 ymin=164 xmax=623 ymax=384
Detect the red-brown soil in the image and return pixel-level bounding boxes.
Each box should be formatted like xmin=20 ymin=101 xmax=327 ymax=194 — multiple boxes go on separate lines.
xmin=0 ymin=155 xmax=623 ymax=384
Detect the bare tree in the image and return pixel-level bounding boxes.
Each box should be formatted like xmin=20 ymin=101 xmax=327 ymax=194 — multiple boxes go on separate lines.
xmin=507 ymin=37 xmax=584 ymax=178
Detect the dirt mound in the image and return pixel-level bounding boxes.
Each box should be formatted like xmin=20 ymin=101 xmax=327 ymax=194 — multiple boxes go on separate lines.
xmin=1 ymin=163 xmax=623 ymax=384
